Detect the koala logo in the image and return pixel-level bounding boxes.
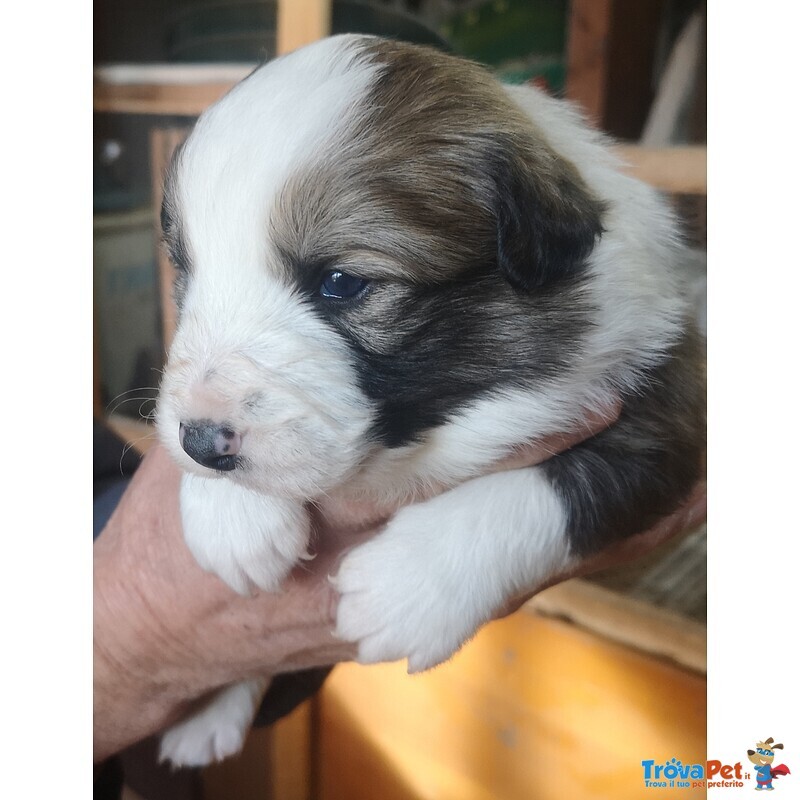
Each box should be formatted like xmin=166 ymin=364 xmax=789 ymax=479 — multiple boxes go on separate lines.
xmin=747 ymin=738 xmax=791 ymax=791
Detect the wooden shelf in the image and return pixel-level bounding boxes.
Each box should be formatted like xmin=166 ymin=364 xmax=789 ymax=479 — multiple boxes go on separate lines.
xmin=93 ymin=65 xmax=706 ymax=195
xmin=614 ymin=144 xmax=706 ymax=195
xmin=527 ymin=577 xmax=706 ymax=674
xmin=93 ymin=64 xmax=251 ymax=116
xmin=317 ymin=604 xmax=705 ymax=800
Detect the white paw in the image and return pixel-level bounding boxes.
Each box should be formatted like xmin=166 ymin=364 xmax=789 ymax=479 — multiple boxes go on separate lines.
xmin=333 ymin=502 xmax=492 ymax=673
xmin=160 ymin=713 xmax=247 ymax=768
xmin=334 ymin=469 xmax=573 ymax=673
xmin=159 ymin=678 xmax=267 ymax=768
xmin=181 ymin=474 xmax=310 ymax=595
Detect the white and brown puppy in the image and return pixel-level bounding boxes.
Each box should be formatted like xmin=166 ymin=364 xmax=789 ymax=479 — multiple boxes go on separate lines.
xmin=156 ymin=35 xmax=704 ymax=765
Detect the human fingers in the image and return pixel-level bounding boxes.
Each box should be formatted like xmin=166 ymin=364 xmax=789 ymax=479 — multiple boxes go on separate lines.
xmin=488 ymin=397 xmax=622 ymax=474
xmin=314 ymin=397 xmax=623 ymax=534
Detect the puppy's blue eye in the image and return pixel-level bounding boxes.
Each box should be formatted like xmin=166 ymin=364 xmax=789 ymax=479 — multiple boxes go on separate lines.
xmin=319 ymin=270 xmax=369 ymax=299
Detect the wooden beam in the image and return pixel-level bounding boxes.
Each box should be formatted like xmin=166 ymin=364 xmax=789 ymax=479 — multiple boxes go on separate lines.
xmin=93 ymin=81 xmax=232 ymax=116
xmin=276 ymin=0 xmax=332 ymax=56
xmin=202 ymin=703 xmax=314 ymax=800
xmin=614 ymin=145 xmax=707 ymax=195
xmin=565 ymin=0 xmax=613 ymax=124
xmin=527 ymin=578 xmax=706 ymax=674
xmin=318 ymin=611 xmax=705 ymax=800
xmin=93 ymin=64 xmax=253 ymax=116
xmin=202 ymin=727 xmax=273 ymax=800
xmin=104 ymin=414 xmax=157 ymax=455
xmin=267 ymin=701 xmax=314 ymax=800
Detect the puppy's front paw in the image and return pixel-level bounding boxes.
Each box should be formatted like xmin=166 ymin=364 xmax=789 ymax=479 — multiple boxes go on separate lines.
xmin=181 ymin=474 xmax=310 ymax=595
xmin=159 ymin=678 xmax=267 ymax=768
xmin=333 ymin=503 xmax=491 ymax=673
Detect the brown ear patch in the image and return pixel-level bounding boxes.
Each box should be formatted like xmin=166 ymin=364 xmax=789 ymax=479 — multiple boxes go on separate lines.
xmin=270 ymin=37 xmax=603 ymax=292
xmin=491 ymin=134 xmax=605 ymax=290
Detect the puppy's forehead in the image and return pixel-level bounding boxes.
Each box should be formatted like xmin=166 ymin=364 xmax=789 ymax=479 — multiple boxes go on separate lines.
xmin=173 ymin=35 xmax=380 ymax=280
xmin=269 ymin=38 xmax=532 ymax=284
xmin=172 ymin=35 xmax=532 ymax=287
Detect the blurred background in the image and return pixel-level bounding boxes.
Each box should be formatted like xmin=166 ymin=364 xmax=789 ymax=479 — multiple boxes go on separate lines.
xmin=93 ymin=2 xmax=706 ymax=798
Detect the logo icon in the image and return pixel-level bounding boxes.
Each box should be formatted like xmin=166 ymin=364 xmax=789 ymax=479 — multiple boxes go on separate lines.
xmin=746 ymin=737 xmax=791 ymax=791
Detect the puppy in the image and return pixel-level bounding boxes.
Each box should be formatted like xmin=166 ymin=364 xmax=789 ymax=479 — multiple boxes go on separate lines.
xmin=155 ymin=34 xmax=705 ymax=766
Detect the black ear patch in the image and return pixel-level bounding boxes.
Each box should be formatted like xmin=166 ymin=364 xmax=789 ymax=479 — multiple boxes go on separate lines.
xmin=493 ymin=141 xmax=605 ymax=291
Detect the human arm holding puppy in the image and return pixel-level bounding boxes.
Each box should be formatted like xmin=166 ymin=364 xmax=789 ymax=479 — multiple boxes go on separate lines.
xmin=94 ymin=402 xmax=705 ymax=762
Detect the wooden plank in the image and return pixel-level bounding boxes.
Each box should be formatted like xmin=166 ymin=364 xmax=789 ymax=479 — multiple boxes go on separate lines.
xmin=94 ymin=82 xmax=234 ymax=117
xmin=526 ymin=578 xmax=707 ymax=674
xmin=267 ymin=701 xmax=314 ymax=800
xmin=276 ymin=0 xmax=332 ymax=56
xmin=104 ymin=414 xmax=157 ymax=455
xmin=603 ymin=0 xmax=664 ymax=140
xmin=613 ymin=145 xmax=707 ymax=195
xmin=202 ymin=727 xmax=272 ymax=800
xmin=565 ymin=0 xmax=613 ymax=124
xmin=201 ymin=701 xmax=314 ymax=800
xmin=93 ymin=64 xmax=251 ymax=116
xmin=95 ymin=63 xmax=255 ymax=84
xmin=318 ymin=612 xmax=706 ymax=800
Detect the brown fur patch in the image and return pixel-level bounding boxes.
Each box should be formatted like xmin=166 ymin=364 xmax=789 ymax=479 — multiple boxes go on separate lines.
xmin=269 ymin=38 xmax=603 ymax=289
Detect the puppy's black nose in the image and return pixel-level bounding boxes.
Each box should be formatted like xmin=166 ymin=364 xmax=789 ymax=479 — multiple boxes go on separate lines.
xmin=179 ymin=421 xmax=241 ymax=471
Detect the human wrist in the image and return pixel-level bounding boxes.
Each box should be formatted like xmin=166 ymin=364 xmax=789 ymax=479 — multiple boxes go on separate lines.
xmin=93 ymin=448 xmax=213 ymax=758
xmin=93 ymin=563 xmax=189 ymax=761
xmin=93 ymin=446 xmax=353 ymax=759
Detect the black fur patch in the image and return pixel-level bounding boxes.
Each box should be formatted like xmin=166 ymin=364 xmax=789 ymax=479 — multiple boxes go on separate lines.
xmin=491 ymin=140 xmax=606 ymax=291
xmin=160 ymin=147 xmax=192 ymax=310
xmin=269 ymin=41 xmax=609 ymax=447
xmin=312 ymin=270 xmax=594 ymax=448
xmin=541 ymin=325 xmax=706 ymax=554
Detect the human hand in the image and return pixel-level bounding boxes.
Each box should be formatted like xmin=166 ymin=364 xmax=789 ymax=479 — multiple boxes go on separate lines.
xmin=94 ymin=399 xmax=705 ymax=760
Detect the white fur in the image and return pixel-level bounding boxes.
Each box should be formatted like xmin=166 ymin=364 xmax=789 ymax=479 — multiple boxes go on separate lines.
xmin=157 ymin=34 xmax=378 ymax=501
xmin=334 ymin=468 xmax=572 ymax=673
xmin=180 ymin=474 xmax=310 ymax=595
xmin=156 ymin=35 xmax=689 ymax=765
xmin=159 ymin=677 xmax=267 ymax=767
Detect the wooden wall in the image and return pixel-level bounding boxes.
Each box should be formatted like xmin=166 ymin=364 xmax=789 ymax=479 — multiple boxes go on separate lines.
xmin=316 ymin=608 xmax=705 ymax=800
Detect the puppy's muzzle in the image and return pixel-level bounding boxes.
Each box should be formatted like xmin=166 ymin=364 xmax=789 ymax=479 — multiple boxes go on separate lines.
xmin=179 ymin=421 xmax=242 ymax=472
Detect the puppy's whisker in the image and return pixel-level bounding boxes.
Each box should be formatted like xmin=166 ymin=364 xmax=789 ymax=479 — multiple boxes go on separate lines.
xmin=118 ymin=432 xmax=157 ymax=474
xmin=105 ymin=387 xmax=160 ymax=414
xmin=137 ymin=401 xmax=159 ymax=420
xmin=106 ymin=386 xmax=160 ymax=404
xmin=107 ymin=396 xmax=160 ymax=417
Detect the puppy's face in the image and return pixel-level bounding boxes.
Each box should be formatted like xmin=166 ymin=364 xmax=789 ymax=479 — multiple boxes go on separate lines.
xmin=157 ymin=35 xmax=603 ymax=498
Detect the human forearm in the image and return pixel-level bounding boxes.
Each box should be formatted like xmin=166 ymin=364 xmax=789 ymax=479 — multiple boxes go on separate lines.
xmin=93 ymin=446 xmax=353 ymax=761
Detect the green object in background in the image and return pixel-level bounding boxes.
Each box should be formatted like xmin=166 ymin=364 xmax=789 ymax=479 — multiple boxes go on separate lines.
xmin=166 ymin=1 xmax=450 ymax=63
xmin=494 ymin=56 xmax=565 ymax=91
xmin=441 ymin=0 xmax=568 ymax=91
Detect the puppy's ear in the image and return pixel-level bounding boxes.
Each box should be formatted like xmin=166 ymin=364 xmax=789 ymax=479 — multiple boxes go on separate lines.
xmin=491 ymin=137 xmax=605 ymax=291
